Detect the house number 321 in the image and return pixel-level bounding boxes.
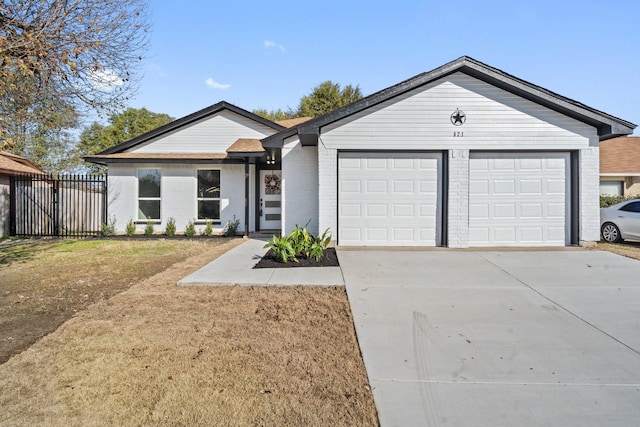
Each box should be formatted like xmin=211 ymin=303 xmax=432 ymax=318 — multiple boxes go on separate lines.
xmin=453 ymin=131 xmax=464 ymax=137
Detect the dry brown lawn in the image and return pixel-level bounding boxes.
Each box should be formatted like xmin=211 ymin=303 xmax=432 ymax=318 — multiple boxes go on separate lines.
xmin=597 ymin=240 xmax=640 ymax=261
xmin=0 ymin=238 xmax=378 ymax=426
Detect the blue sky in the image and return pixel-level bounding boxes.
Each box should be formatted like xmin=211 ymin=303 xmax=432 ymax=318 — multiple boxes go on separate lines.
xmin=129 ymin=0 xmax=639 ymax=131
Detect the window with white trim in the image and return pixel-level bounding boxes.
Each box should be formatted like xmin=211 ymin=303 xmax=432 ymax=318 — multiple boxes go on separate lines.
xmin=138 ymin=169 xmax=161 ymax=220
xmin=197 ymin=170 xmax=220 ymax=221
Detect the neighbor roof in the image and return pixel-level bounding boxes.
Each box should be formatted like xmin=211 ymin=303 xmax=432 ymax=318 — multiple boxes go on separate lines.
xmin=275 ymin=117 xmax=313 ymax=128
xmin=263 ymin=56 xmax=636 ymax=147
xmin=0 ymin=151 xmax=45 ymax=175
xmin=600 ymin=136 xmax=640 ymax=175
xmin=93 ymin=101 xmax=286 ymax=156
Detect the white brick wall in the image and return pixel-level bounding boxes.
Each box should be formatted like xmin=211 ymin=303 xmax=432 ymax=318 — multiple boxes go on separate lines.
xmin=107 ymin=163 xmax=254 ymax=235
xmin=318 ymin=138 xmax=338 ymax=240
xmin=282 ymin=137 xmax=319 ymax=234
xmin=580 ymin=146 xmax=600 ymax=244
xmin=447 ymin=149 xmax=470 ymax=248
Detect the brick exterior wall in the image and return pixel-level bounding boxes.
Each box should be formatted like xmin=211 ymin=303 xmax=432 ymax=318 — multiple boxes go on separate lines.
xmin=447 ymin=149 xmax=470 ymax=248
xmin=580 ymin=146 xmax=600 ymax=243
xmin=282 ymin=138 xmax=319 ymax=234
xmin=318 ymin=140 xmax=338 ymax=241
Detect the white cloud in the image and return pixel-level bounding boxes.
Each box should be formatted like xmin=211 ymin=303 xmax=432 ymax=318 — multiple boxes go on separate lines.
xmin=264 ymin=39 xmax=286 ymax=52
xmin=205 ymin=78 xmax=231 ymax=90
xmin=89 ymin=69 xmax=124 ymax=91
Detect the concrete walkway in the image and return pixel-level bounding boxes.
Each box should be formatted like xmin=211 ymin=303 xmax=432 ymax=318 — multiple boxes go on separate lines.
xmin=177 ymin=238 xmax=344 ymax=286
xmin=339 ymin=249 xmax=640 ymax=427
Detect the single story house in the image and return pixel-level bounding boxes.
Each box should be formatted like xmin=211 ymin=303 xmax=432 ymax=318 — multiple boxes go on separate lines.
xmin=599 ymin=136 xmax=640 ymax=197
xmin=0 ymin=151 xmax=46 ymax=236
xmin=86 ymin=56 xmax=636 ymax=247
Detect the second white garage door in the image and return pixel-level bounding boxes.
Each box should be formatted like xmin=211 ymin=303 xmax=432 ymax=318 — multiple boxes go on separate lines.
xmin=338 ymin=152 xmax=442 ymax=246
xmin=469 ymin=152 xmax=570 ymax=247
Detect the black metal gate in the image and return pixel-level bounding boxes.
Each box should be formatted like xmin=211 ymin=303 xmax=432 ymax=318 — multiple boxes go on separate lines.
xmin=9 ymin=174 xmax=107 ymax=237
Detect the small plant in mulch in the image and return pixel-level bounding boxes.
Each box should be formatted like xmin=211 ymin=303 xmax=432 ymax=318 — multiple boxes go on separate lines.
xmin=185 ymin=219 xmax=196 ymax=237
xmin=223 ymin=215 xmax=240 ymax=237
xmin=144 ymin=219 xmax=155 ymax=236
xmin=164 ymin=217 xmax=177 ymax=237
xmin=125 ymin=218 xmax=137 ymax=236
xmin=202 ymin=219 xmax=214 ymax=237
xmin=101 ymin=215 xmax=117 ymax=237
xmin=258 ymin=226 xmax=334 ymax=268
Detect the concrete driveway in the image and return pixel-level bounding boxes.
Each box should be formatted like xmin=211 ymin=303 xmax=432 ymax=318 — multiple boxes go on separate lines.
xmin=338 ymin=249 xmax=640 ymax=426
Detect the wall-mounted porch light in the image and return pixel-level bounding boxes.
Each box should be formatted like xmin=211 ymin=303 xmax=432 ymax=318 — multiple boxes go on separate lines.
xmin=266 ymin=150 xmax=276 ymax=165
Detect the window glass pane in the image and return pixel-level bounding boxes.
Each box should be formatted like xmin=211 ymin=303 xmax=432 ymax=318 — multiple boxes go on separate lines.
xmin=138 ymin=200 xmax=160 ymax=220
xmin=139 ymin=169 xmax=161 ymax=197
xmin=198 ymin=170 xmax=220 ymax=198
xmin=198 ymin=200 xmax=220 ymax=220
xmin=599 ymin=181 xmax=623 ymax=196
xmin=621 ymin=202 xmax=640 ymax=213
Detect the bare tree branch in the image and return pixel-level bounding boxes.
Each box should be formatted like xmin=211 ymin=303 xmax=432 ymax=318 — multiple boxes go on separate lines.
xmin=0 ymin=0 xmax=150 ymax=149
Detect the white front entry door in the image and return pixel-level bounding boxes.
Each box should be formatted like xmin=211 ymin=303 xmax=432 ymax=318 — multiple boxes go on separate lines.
xmin=260 ymin=170 xmax=282 ymax=230
xmin=338 ymin=152 xmax=442 ymax=246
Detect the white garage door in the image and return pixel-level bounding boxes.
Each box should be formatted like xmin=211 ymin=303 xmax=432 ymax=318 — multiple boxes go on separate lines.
xmin=338 ymin=152 xmax=442 ymax=246
xmin=469 ymin=152 xmax=570 ymax=247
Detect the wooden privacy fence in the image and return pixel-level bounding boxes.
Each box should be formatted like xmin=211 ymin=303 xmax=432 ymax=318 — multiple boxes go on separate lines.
xmin=9 ymin=173 xmax=107 ymax=237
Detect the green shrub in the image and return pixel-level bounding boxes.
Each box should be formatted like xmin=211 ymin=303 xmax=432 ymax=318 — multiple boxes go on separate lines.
xmin=309 ymin=228 xmax=332 ymax=261
xmin=185 ymin=219 xmax=196 ymax=237
xmin=125 ymin=218 xmax=137 ymax=236
xmin=202 ymin=219 xmax=214 ymax=236
xmin=264 ymin=234 xmax=297 ymax=263
xmin=288 ymin=225 xmax=313 ymax=257
xmin=223 ymin=215 xmax=240 ymax=237
xmin=144 ymin=219 xmax=154 ymax=236
xmin=101 ymin=215 xmax=116 ymax=237
xmin=165 ymin=217 xmax=176 ymax=236
xmin=263 ymin=226 xmax=332 ymax=263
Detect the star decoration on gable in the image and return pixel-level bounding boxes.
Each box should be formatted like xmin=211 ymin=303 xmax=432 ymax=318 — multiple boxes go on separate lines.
xmin=450 ymin=108 xmax=466 ymax=126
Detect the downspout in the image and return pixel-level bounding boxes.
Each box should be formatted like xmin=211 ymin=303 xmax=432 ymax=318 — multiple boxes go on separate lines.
xmin=244 ymin=158 xmax=250 ymax=237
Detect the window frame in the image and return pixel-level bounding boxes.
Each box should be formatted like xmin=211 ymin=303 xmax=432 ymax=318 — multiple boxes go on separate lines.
xmin=137 ymin=168 xmax=161 ymax=222
xmin=196 ymin=169 xmax=221 ymax=223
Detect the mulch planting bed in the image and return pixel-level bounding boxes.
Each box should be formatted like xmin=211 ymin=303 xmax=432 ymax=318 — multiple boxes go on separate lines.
xmin=254 ymin=248 xmax=340 ymax=268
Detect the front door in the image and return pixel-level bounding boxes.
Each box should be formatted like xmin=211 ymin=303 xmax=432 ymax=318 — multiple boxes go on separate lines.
xmin=260 ymin=170 xmax=282 ymax=230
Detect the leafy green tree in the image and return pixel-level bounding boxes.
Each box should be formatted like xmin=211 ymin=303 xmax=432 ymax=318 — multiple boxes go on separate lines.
xmin=78 ymin=107 xmax=174 ymax=172
xmin=297 ymin=81 xmax=363 ymax=117
xmin=253 ymin=80 xmax=363 ymax=121
xmin=252 ymin=108 xmax=297 ymax=122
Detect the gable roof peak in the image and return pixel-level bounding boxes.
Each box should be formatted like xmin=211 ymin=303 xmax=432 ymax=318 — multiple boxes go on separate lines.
xmin=262 ymin=56 xmax=635 ymax=147
xmin=98 ymin=100 xmax=286 ymax=155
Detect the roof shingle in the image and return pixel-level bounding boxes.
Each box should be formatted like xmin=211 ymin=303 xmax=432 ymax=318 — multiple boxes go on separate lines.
xmin=600 ymin=136 xmax=640 ymax=174
xmin=0 ymin=151 xmax=45 ymax=175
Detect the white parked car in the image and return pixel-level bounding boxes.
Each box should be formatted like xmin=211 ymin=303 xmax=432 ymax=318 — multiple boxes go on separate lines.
xmin=600 ymin=199 xmax=640 ymax=243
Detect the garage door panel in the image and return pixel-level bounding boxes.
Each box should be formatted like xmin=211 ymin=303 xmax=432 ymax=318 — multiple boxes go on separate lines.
xmin=367 ymin=204 xmax=387 ymax=217
xmin=341 ymin=203 xmax=361 ymax=217
xmin=547 ymin=179 xmax=565 ymax=194
xmin=366 ymin=158 xmax=386 ymax=169
xmin=339 ymin=152 xmax=441 ymax=246
xmin=469 ymin=152 xmax=570 ymax=247
xmin=366 ymin=180 xmax=387 ymax=193
xmin=520 ymin=180 xmax=542 ymax=194
xmin=393 ymin=180 xmax=414 ymax=193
